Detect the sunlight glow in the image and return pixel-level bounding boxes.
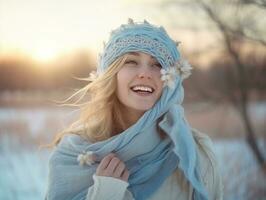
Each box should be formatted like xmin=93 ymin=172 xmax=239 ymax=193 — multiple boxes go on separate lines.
xmin=0 ymin=0 xmax=220 ymax=65
xmin=0 ymin=0 xmax=136 ymax=63
xmin=33 ymin=47 xmax=59 ymax=62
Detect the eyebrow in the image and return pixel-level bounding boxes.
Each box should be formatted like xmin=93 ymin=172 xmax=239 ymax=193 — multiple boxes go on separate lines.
xmin=128 ymin=52 xmax=140 ymax=56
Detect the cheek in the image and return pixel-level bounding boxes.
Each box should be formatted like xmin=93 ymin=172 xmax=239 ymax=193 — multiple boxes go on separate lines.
xmin=154 ymin=74 xmax=164 ymax=98
xmin=117 ymin=67 xmax=136 ymax=86
xmin=117 ymin=69 xmax=129 ymax=87
xmin=154 ymin=71 xmax=163 ymax=90
xmin=157 ymin=82 xmax=164 ymax=98
xmin=157 ymin=75 xmax=163 ymax=87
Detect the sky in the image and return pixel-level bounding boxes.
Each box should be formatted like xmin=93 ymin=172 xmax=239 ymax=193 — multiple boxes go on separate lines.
xmin=0 ymin=0 xmax=181 ymax=62
xmin=2 ymin=0 xmax=263 ymax=65
xmin=1 ymin=0 xmax=216 ymax=62
xmin=0 ymin=0 xmax=122 ymax=60
xmin=0 ymin=0 xmax=265 ymax=61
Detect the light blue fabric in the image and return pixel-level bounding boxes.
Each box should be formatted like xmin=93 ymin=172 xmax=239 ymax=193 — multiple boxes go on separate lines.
xmin=98 ymin=20 xmax=180 ymax=73
xmin=46 ymin=20 xmax=208 ymax=200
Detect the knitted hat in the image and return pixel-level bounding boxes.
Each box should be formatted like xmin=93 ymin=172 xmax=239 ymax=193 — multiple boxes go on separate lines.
xmin=94 ymin=18 xmax=192 ymax=89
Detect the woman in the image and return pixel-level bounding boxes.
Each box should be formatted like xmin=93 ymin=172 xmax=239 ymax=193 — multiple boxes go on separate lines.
xmin=46 ymin=19 xmax=223 ymax=200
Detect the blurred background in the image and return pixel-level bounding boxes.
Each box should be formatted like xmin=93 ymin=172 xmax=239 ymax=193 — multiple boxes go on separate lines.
xmin=0 ymin=0 xmax=265 ymax=199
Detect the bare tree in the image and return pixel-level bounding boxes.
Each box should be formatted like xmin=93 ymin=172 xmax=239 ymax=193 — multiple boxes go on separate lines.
xmin=196 ymin=0 xmax=265 ymax=167
xmin=160 ymin=0 xmax=266 ymax=167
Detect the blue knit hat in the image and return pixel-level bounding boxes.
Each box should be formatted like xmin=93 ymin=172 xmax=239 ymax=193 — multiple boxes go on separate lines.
xmin=95 ymin=18 xmax=192 ymax=88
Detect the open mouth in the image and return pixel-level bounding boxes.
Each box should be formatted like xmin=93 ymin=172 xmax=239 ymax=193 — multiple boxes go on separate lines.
xmin=130 ymin=85 xmax=155 ymax=94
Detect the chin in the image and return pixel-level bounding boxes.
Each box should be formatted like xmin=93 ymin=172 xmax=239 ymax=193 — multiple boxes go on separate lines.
xmin=132 ymin=103 xmax=155 ymax=112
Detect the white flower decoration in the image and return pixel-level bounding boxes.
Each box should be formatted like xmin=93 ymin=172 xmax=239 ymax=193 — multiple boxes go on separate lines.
xmin=77 ymin=151 xmax=95 ymax=166
xmin=160 ymin=58 xmax=193 ymax=89
xmin=88 ymin=71 xmax=99 ymax=81
xmin=160 ymin=67 xmax=177 ymax=89
xmin=175 ymin=58 xmax=193 ymax=80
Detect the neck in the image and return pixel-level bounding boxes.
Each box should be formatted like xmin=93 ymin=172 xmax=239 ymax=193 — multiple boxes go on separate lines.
xmin=111 ymin=102 xmax=145 ymax=136
xmin=124 ymin=109 xmax=144 ymax=128
xmin=120 ymin=103 xmax=144 ymax=129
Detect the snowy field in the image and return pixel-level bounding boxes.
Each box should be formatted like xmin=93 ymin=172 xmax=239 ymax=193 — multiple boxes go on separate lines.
xmin=0 ymin=106 xmax=265 ymax=200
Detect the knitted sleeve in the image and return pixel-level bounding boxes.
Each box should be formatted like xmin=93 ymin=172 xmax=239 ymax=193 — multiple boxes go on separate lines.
xmin=86 ymin=175 xmax=135 ymax=200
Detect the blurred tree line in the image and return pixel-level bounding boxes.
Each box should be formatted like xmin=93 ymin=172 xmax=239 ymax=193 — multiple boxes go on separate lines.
xmin=0 ymin=50 xmax=96 ymax=91
xmin=0 ymin=47 xmax=265 ymax=98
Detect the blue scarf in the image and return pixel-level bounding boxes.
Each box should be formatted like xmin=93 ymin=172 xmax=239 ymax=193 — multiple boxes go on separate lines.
xmin=46 ymin=78 xmax=209 ymax=200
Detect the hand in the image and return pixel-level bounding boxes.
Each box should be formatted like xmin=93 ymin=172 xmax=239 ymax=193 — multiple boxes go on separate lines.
xmin=96 ymin=153 xmax=129 ymax=182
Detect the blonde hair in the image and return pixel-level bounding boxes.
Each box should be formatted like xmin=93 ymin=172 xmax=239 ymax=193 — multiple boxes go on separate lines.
xmin=47 ymin=55 xmax=129 ymax=147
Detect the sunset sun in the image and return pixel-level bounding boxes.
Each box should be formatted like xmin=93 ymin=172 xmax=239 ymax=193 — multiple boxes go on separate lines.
xmin=33 ymin=47 xmax=59 ymax=62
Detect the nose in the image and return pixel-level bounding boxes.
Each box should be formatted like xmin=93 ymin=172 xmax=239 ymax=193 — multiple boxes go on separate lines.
xmin=137 ymin=66 xmax=152 ymax=79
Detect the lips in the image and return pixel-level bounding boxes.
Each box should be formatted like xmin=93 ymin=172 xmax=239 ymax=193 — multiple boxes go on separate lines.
xmin=130 ymin=85 xmax=155 ymax=94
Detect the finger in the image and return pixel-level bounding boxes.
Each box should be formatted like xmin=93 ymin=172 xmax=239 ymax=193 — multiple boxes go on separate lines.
xmin=97 ymin=153 xmax=116 ymax=172
xmin=113 ymin=161 xmax=126 ymax=178
xmin=106 ymin=157 xmax=121 ymax=173
xmin=121 ymin=169 xmax=129 ymax=182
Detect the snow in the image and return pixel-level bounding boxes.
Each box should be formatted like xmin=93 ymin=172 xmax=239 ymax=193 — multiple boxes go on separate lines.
xmin=0 ymin=106 xmax=265 ymax=199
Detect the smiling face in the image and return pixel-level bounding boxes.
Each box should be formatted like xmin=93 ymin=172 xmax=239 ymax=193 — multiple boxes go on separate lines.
xmin=116 ymin=52 xmax=164 ymax=123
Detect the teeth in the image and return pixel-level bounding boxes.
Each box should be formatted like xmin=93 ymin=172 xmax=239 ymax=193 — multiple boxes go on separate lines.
xmin=131 ymin=85 xmax=153 ymax=92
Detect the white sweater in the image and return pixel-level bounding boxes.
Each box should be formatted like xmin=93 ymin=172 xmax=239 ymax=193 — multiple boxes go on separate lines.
xmin=86 ymin=130 xmax=223 ymax=200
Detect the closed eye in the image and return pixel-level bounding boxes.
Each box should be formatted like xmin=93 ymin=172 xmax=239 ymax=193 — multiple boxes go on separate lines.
xmin=125 ymin=60 xmax=138 ymax=65
xmin=153 ymin=62 xmax=162 ymax=68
